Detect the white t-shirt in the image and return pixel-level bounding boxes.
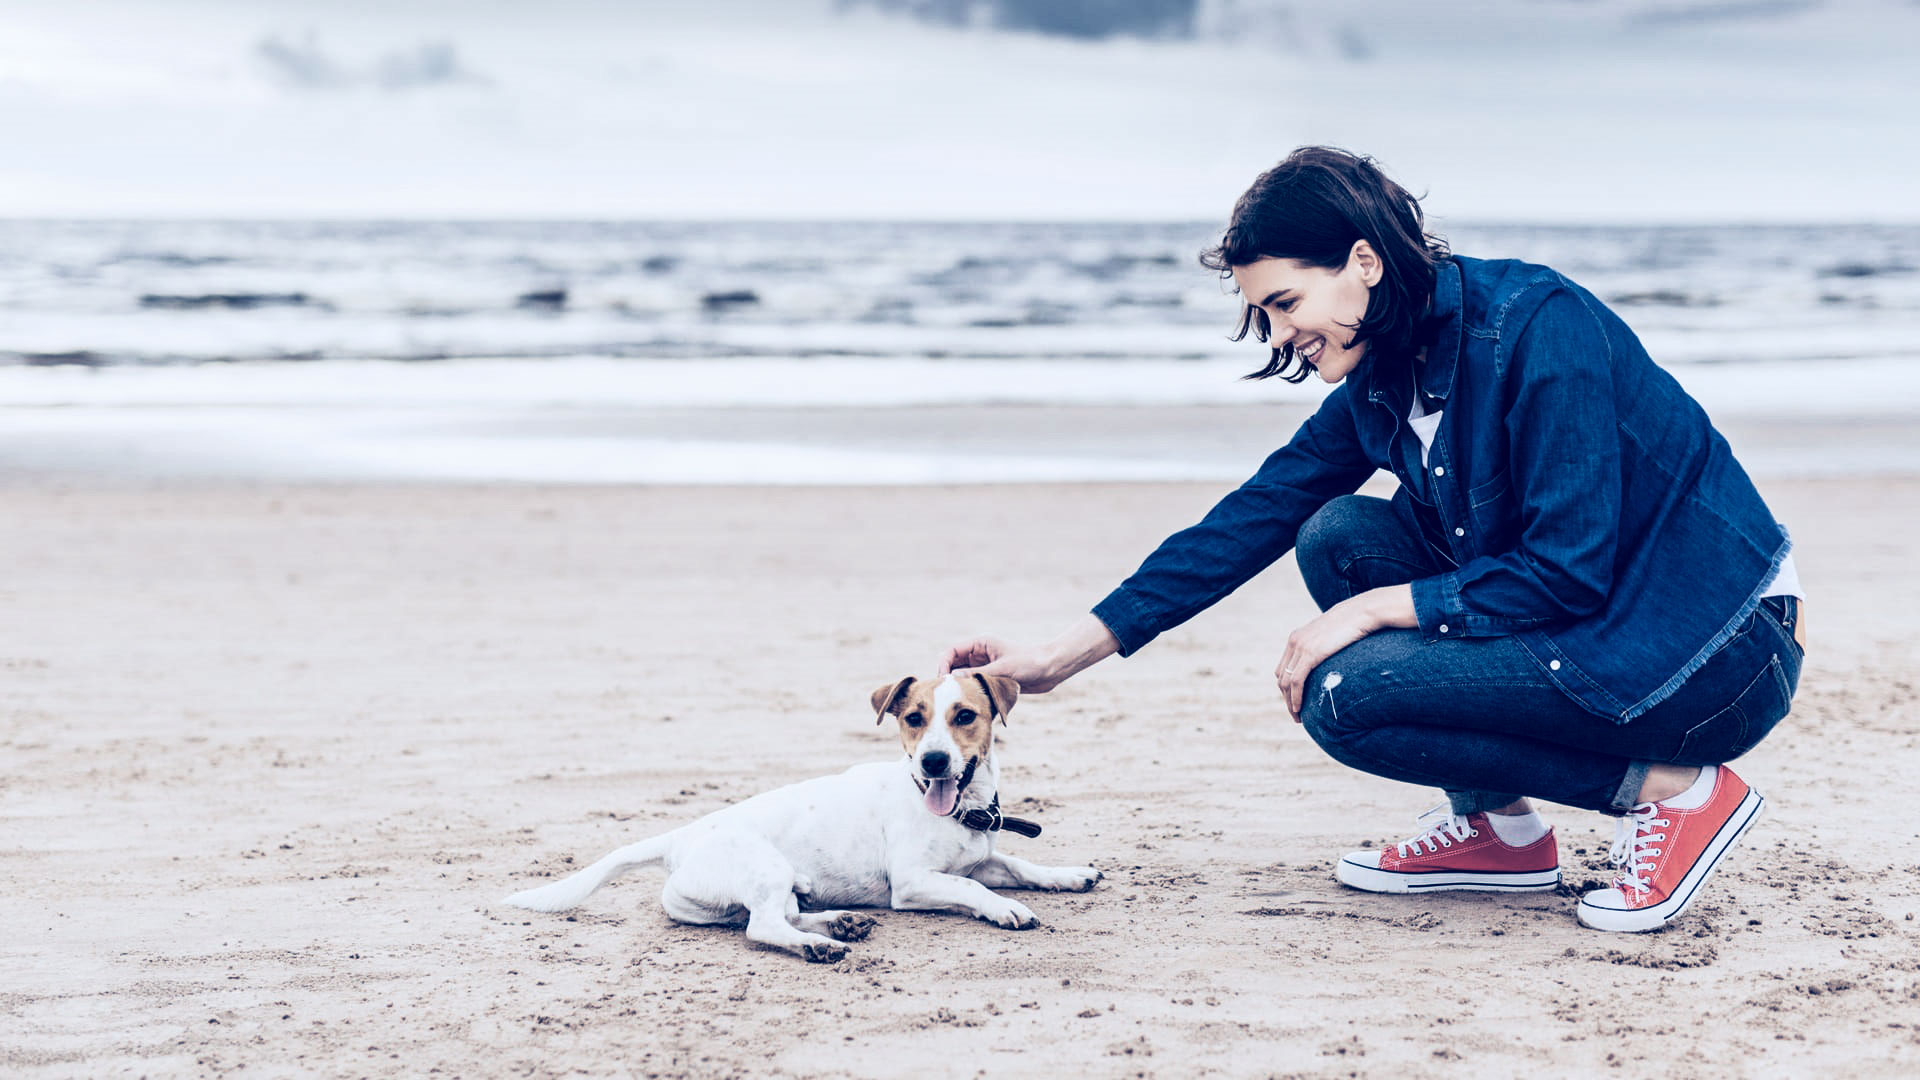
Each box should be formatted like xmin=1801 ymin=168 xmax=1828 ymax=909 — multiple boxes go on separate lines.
xmin=1406 ymin=394 xmax=1804 ymax=600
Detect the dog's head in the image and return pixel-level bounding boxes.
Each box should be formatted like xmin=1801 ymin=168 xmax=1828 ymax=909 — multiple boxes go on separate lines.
xmin=870 ymin=673 xmax=1018 ymax=818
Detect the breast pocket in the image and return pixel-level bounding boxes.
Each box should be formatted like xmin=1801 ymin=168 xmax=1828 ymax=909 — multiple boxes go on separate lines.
xmin=1467 ymin=470 xmax=1518 ymax=553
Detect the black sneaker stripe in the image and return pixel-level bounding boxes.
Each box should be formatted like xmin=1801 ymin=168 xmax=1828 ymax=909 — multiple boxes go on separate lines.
xmin=1652 ymin=791 xmax=1764 ymax=920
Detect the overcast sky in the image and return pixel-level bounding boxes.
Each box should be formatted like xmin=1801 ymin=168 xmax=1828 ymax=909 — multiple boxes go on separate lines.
xmin=2 ymin=0 xmax=1915 ymax=222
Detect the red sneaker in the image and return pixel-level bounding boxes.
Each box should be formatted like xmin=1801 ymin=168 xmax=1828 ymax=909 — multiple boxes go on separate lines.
xmin=1577 ymin=766 xmax=1765 ymax=933
xmin=1336 ymin=806 xmax=1560 ymax=893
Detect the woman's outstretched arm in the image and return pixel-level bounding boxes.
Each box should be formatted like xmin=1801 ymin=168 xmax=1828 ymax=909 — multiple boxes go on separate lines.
xmin=938 ymin=613 xmax=1121 ymax=694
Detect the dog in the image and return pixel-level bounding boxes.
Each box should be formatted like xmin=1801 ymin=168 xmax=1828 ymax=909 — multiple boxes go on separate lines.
xmin=501 ymin=673 xmax=1102 ymax=962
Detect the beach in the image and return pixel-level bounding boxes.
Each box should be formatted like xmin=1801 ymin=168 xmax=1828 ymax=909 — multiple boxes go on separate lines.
xmin=4 ymin=410 xmax=1918 ymax=1077
xmin=8 ymin=0 xmax=1920 ymax=1069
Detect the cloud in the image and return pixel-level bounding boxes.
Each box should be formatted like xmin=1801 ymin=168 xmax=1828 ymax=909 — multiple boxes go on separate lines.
xmin=1625 ymin=1 xmax=1822 ymax=28
xmin=255 ymin=32 xmax=488 ymax=92
xmin=255 ymin=32 xmax=348 ymax=90
xmin=374 ymin=41 xmax=488 ymax=90
xmin=846 ymin=0 xmax=1200 ymax=40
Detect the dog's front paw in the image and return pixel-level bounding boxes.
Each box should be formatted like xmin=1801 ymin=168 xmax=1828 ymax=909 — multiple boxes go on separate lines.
xmin=1059 ymin=867 xmax=1102 ymax=892
xmin=1027 ymin=865 xmax=1102 ymax=891
xmin=825 ymin=913 xmax=876 ymax=942
xmin=801 ymin=939 xmax=848 ymax=963
xmin=986 ymin=900 xmax=1037 ymax=930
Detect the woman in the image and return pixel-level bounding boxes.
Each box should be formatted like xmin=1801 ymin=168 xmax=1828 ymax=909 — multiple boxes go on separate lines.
xmin=939 ymin=146 xmax=1804 ymax=934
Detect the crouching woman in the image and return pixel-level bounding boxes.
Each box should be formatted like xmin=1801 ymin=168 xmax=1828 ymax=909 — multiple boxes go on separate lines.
xmin=941 ymin=146 xmax=1804 ymax=933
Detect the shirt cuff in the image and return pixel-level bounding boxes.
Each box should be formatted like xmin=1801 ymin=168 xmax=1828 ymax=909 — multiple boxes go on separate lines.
xmin=1409 ymin=572 xmax=1462 ymax=641
xmin=1090 ymin=590 xmax=1156 ymax=658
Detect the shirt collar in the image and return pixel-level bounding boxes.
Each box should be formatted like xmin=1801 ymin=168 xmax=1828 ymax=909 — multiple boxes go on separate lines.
xmin=1364 ymin=256 xmax=1462 ymax=410
xmin=1421 ymin=256 xmax=1464 ymax=403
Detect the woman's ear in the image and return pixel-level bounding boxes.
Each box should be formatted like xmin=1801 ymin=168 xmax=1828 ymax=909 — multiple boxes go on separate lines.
xmin=1350 ymin=239 xmax=1383 ymax=288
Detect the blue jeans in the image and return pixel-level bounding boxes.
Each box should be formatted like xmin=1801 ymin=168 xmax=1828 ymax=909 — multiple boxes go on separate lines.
xmin=1293 ymin=494 xmax=1802 ymax=814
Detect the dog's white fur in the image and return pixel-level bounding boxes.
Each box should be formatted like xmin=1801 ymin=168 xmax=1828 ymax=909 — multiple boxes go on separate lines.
xmin=501 ymin=673 xmax=1100 ymax=962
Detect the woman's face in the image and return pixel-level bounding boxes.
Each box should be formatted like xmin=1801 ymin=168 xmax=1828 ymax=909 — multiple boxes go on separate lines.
xmin=1231 ymin=240 xmax=1381 ymax=385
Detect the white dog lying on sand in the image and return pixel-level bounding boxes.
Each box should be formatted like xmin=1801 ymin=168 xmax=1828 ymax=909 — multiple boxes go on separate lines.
xmin=502 ymin=673 xmax=1102 ymax=961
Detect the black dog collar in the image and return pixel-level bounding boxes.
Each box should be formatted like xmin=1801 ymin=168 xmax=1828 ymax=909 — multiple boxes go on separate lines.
xmin=910 ymin=758 xmax=1043 ymax=838
xmin=957 ymin=794 xmax=1042 ymax=839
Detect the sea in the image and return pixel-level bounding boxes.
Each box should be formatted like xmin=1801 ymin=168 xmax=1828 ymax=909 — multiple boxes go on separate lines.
xmin=3 ymin=220 xmax=1918 ymax=483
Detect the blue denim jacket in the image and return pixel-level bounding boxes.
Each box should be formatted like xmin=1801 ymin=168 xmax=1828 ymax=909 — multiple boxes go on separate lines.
xmin=1092 ymin=256 xmax=1791 ymax=722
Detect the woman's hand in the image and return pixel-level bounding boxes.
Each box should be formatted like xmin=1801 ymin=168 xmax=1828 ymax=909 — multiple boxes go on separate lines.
xmin=939 ymin=636 xmax=1064 ymax=693
xmin=939 ymin=614 xmax=1120 ymax=695
xmin=1277 ymin=585 xmax=1416 ymax=720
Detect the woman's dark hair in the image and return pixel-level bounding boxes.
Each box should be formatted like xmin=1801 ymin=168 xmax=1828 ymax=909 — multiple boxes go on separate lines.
xmin=1201 ymin=146 xmax=1450 ymax=382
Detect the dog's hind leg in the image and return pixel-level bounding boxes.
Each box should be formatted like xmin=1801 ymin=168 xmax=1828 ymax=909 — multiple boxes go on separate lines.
xmin=785 ymin=873 xmax=876 ymax=941
xmin=793 ymin=910 xmax=876 ymax=942
xmin=660 ymin=830 xmax=849 ymax=963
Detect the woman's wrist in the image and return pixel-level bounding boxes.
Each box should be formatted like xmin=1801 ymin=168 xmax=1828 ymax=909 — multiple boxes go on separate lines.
xmin=1042 ymin=614 xmax=1121 ymax=684
xmin=1359 ymin=584 xmax=1418 ymax=631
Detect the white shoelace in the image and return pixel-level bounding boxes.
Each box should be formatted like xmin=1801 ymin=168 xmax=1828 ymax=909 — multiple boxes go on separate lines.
xmin=1608 ymin=804 xmax=1670 ymax=894
xmin=1396 ymin=804 xmax=1477 ymax=857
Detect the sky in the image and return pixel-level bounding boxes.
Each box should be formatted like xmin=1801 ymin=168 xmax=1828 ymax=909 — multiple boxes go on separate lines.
xmin=1 ymin=0 xmax=1916 ymax=222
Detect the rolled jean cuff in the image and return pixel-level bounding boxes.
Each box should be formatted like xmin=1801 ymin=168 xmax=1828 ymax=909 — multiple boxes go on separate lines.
xmin=1610 ymin=761 xmax=1652 ymax=814
xmin=1446 ymin=789 xmax=1523 ymax=815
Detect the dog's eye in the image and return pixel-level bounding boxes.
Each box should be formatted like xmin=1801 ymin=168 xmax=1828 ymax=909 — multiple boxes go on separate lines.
xmin=952 ymin=710 xmax=976 ymax=726
xmin=904 ymin=713 xmax=925 ymax=728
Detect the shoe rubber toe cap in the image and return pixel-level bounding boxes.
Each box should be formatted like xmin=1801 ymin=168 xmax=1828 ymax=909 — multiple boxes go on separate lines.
xmin=1577 ymin=887 xmax=1632 ymax=913
xmin=1340 ymin=850 xmax=1384 ymax=871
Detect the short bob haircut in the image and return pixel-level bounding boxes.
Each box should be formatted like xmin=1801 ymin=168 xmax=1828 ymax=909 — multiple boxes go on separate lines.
xmin=1201 ymin=146 xmax=1450 ymax=382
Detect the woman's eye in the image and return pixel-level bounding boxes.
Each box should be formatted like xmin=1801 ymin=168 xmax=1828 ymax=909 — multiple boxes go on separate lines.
xmin=1274 ymin=299 xmax=1296 ymax=313
xmin=953 ymin=710 xmax=976 ymax=726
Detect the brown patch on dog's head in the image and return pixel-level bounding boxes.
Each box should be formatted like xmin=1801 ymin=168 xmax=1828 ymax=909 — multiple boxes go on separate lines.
xmin=970 ymin=673 xmax=1019 ymax=724
xmin=871 ymin=676 xmax=916 ymax=724
xmin=941 ymin=676 xmax=998 ymax=761
xmin=872 ymin=676 xmax=934 ymax=755
xmin=870 ymin=674 xmax=1016 ymax=760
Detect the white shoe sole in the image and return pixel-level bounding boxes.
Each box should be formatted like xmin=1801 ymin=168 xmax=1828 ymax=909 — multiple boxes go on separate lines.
xmin=1576 ymin=788 xmax=1765 ymax=933
xmin=1335 ymin=856 xmax=1561 ymax=894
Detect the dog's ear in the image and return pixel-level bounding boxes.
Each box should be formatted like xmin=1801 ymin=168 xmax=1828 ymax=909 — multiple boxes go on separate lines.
xmin=971 ymin=673 xmax=1020 ymax=724
xmin=870 ymin=677 xmax=916 ymax=725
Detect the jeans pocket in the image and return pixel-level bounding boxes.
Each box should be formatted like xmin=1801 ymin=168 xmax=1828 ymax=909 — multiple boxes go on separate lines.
xmin=1675 ymin=653 xmax=1791 ymax=764
xmin=1759 ymin=597 xmax=1806 ymax=666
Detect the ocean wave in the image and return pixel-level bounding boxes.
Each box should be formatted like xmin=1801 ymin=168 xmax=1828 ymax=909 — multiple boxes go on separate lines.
xmin=0 ymin=220 xmax=1916 ymax=373
xmin=139 ymin=292 xmax=317 ymax=310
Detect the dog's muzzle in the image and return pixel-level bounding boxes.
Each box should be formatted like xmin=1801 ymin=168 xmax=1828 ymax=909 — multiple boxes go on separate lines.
xmin=915 ymin=755 xmax=977 ymax=818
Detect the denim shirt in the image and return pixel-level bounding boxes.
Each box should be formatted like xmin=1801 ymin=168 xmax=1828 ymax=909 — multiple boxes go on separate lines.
xmin=1092 ymin=255 xmax=1791 ymax=722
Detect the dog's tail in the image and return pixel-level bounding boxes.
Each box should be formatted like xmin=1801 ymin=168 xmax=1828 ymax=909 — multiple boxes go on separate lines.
xmin=500 ymin=833 xmax=674 ymax=913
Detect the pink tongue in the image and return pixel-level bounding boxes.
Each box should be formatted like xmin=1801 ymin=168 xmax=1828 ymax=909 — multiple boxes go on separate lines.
xmin=924 ymin=778 xmax=959 ymax=817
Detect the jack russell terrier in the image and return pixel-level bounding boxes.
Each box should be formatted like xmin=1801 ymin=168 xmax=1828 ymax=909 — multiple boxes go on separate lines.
xmin=501 ymin=673 xmax=1102 ymax=962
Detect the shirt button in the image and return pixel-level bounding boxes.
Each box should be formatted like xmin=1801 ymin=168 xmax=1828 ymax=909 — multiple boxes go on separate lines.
xmin=1438 ymin=624 xmax=1449 ymax=634
xmin=1434 ymin=467 xmax=1445 ymax=477
xmin=1454 ymin=527 xmax=1465 ymax=537
xmin=1549 ymin=660 xmax=1562 ymax=671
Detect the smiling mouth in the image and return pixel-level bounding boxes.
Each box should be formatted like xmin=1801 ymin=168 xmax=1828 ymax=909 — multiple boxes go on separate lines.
xmin=1297 ymin=338 xmax=1325 ymax=363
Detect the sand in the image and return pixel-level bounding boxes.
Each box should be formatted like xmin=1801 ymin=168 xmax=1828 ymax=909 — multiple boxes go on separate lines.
xmin=3 ymin=463 xmax=1918 ymax=1078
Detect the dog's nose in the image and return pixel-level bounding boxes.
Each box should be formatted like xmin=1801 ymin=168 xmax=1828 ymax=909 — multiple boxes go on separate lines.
xmin=920 ymin=751 xmax=950 ymax=777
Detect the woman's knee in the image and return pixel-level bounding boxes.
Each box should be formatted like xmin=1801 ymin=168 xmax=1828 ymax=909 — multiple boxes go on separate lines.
xmin=1294 ymin=631 xmax=1424 ymax=756
xmin=1296 ymin=664 xmax=1365 ymax=755
xmin=1295 ymin=495 xmax=1388 ymax=611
